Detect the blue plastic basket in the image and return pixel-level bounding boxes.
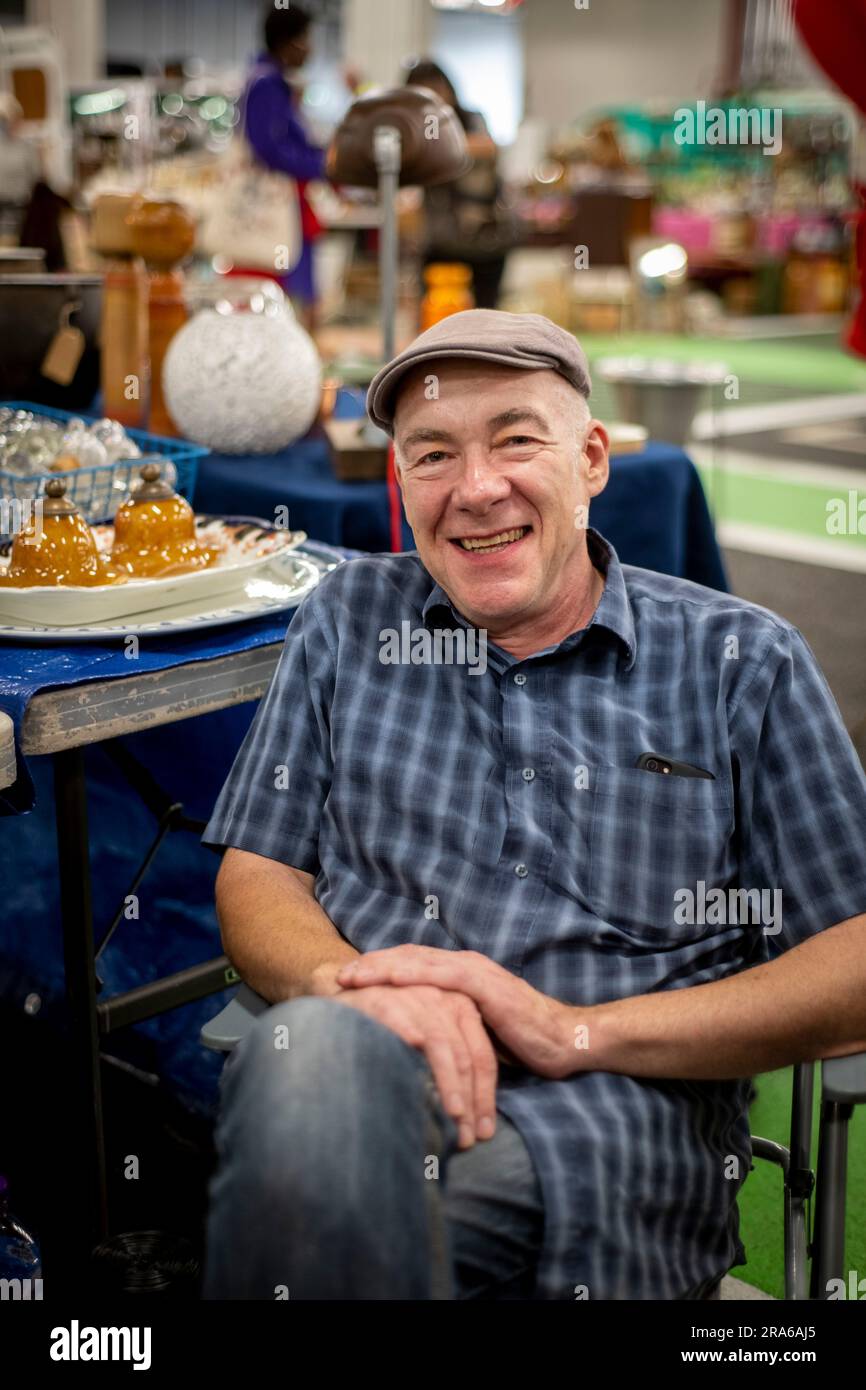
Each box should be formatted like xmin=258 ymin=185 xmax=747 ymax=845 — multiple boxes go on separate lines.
xmin=0 ymin=403 xmax=208 ymax=528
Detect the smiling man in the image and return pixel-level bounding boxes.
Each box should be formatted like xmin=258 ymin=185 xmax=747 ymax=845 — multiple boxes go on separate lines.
xmin=201 ymin=310 xmax=866 ymax=1302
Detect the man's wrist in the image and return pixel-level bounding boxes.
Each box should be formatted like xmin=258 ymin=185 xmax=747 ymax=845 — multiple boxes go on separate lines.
xmin=560 ymin=999 xmax=621 ymax=1076
xmin=308 ymin=953 xmax=360 ymax=998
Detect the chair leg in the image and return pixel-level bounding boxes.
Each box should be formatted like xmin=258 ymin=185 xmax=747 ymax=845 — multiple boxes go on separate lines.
xmin=750 ymin=1134 xmax=813 ymax=1301
xmin=784 ymin=1184 xmax=812 ymax=1301
xmin=786 ymin=1062 xmax=814 ymax=1301
xmin=810 ymin=1100 xmax=852 ymax=1298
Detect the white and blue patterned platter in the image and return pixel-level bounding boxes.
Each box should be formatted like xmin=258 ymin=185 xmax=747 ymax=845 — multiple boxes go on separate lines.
xmin=0 ymin=543 xmax=336 ymax=643
xmin=0 ymin=516 xmax=310 ymax=627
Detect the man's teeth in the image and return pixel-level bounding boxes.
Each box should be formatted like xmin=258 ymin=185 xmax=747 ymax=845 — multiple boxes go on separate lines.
xmin=458 ymin=527 xmax=528 ymax=551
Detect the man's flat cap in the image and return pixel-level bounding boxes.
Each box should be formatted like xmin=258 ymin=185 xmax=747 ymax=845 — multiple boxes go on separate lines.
xmin=366 ymin=309 xmax=592 ymax=436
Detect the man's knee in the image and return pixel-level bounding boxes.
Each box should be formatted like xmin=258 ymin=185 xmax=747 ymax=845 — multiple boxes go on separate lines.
xmin=214 ymin=995 xmax=437 ymax=1212
xmin=227 ymin=994 xmax=427 ymax=1106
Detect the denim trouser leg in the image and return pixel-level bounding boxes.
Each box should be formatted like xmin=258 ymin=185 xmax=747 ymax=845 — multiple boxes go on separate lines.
xmin=202 ymin=997 xmax=544 ymax=1300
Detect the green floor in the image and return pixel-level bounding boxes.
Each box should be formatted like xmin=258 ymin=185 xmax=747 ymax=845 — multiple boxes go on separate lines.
xmin=695 ymin=459 xmax=866 ymax=553
xmin=578 ymin=330 xmax=866 ymax=559
xmin=733 ymin=1068 xmax=866 ymax=1299
xmin=580 ymin=332 xmax=866 ymax=394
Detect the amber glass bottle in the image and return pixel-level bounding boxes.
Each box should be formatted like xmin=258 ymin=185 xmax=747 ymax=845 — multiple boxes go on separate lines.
xmin=419 ymin=263 xmax=474 ymax=332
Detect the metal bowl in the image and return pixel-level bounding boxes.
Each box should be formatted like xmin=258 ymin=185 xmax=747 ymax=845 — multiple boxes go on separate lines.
xmin=597 ymin=356 xmax=729 ymax=445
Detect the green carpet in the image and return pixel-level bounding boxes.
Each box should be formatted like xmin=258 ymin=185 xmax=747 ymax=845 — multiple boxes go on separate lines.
xmin=579 ymin=333 xmax=866 ymax=393
xmin=733 ymin=1068 xmax=866 ymax=1299
xmin=695 ymin=460 xmax=866 ymax=551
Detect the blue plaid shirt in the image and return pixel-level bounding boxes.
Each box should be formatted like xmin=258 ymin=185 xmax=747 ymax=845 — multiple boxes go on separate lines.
xmin=203 ymin=529 xmax=866 ymax=1300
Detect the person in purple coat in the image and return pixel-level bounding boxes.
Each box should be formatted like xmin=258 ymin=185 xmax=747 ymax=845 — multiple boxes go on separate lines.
xmin=238 ymin=4 xmax=327 ymax=324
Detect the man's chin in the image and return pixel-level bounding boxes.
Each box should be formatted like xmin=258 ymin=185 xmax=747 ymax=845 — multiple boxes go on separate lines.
xmin=443 ymin=587 xmax=531 ymax=635
xmin=416 ymin=547 xmax=534 ymax=628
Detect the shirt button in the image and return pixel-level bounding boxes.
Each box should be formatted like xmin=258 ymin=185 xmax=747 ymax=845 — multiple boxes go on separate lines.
xmin=515 ymin=863 xmax=529 ymax=878
xmin=513 ymin=673 xmax=526 ymax=686
xmin=522 ymin=767 xmax=535 ymax=782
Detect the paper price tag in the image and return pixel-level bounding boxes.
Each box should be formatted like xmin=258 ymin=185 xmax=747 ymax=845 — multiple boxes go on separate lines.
xmin=40 ymin=300 xmax=85 ymax=386
xmin=40 ymin=326 xmax=86 ymax=385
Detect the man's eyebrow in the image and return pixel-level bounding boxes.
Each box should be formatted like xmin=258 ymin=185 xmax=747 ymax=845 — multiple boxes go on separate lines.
xmin=399 ymin=426 xmax=459 ymax=451
xmin=488 ymin=407 xmax=552 ymax=435
xmin=399 ymin=408 xmax=553 ymax=453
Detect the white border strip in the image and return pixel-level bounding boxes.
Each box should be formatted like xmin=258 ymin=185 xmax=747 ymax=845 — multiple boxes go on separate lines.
xmin=689 ymin=443 xmax=866 ymax=491
xmin=692 ymin=393 xmax=866 ymax=440
xmin=715 ymin=313 xmax=846 ymax=339
xmin=718 ymin=521 xmax=866 ymax=572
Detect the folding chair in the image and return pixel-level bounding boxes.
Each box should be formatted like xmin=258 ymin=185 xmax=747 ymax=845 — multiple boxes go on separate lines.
xmin=751 ymin=1051 xmax=866 ymax=1299
xmin=201 ymin=986 xmax=866 ymax=1300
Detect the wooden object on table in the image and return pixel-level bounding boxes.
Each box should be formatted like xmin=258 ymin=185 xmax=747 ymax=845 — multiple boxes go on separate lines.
xmin=11 ymin=66 xmax=47 ymax=120
xmin=607 ymin=423 xmax=648 ymax=455
xmin=91 ymin=194 xmax=148 ymax=429
xmin=125 ymin=196 xmax=196 ymax=437
xmin=0 ymin=248 xmax=45 ymax=273
xmin=324 ymin=418 xmax=389 ymax=481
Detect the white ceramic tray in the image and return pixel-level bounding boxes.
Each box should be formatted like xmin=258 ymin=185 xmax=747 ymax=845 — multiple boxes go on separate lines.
xmin=0 ymin=549 xmax=321 ymax=642
xmin=0 ymin=517 xmax=307 ymax=625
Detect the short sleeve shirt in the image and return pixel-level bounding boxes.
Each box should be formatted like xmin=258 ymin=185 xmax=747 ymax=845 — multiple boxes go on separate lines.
xmin=203 ymin=529 xmax=866 ymax=1299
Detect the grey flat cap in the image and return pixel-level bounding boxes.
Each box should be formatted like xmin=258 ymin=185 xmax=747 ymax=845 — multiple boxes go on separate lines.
xmin=366 ymin=309 xmax=592 ymax=436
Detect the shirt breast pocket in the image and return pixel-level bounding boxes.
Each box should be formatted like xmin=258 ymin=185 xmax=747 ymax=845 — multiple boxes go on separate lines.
xmin=586 ymin=767 xmax=736 ymax=944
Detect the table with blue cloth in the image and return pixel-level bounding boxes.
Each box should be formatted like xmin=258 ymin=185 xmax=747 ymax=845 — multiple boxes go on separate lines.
xmin=0 ymin=413 xmax=727 ymax=1283
xmin=194 ymin=391 xmax=727 ymax=591
xmin=0 ymin=541 xmax=348 ymax=1286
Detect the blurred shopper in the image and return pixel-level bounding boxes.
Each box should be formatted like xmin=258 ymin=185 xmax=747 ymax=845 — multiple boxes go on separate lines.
xmin=0 ymin=95 xmax=38 ymax=205
xmin=0 ymin=94 xmax=40 ymax=240
xmin=239 ymin=3 xmax=327 ymax=325
xmin=404 ymin=59 xmax=514 ymax=309
xmin=0 ymin=93 xmax=71 ymax=272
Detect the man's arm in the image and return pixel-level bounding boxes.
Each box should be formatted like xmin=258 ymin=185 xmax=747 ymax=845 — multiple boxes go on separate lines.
xmin=339 ymin=624 xmax=866 ymax=1080
xmin=336 ymin=912 xmax=866 ymax=1081
xmin=214 ymin=847 xmax=499 ymax=1148
xmin=215 ymin=846 xmax=359 ymax=1004
xmin=585 ymin=912 xmax=866 ymax=1080
xmin=203 ymin=587 xmax=501 ymax=1148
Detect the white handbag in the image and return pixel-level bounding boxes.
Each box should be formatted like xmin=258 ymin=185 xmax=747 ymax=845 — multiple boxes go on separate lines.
xmin=199 ymin=134 xmax=303 ymax=274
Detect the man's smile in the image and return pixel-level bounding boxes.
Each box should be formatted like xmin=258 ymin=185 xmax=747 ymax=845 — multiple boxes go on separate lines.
xmin=448 ymin=525 xmax=533 ymax=555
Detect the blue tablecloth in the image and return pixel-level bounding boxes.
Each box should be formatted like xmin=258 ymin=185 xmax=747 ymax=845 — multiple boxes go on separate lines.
xmin=194 ymin=390 xmax=406 ymax=553
xmin=0 ymin=711 xmax=253 ymax=1117
xmin=0 ymin=540 xmax=352 ymax=1117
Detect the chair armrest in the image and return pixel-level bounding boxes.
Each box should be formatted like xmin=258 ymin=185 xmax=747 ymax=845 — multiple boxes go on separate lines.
xmin=821 ymin=1051 xmax=866 ymax=1104
xmin=200 ymin=982 xmax=269 ymax=1052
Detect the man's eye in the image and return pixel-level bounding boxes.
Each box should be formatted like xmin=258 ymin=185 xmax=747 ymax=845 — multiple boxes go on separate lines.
xmin=417 ymin=450 xmax=448 ymax=464
xmin=500 ymin=435 xmax=537 ymax=447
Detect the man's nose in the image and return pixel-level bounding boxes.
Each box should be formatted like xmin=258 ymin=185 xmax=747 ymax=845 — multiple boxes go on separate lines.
xmin=451 ymin=450 xmax=510 ymax=508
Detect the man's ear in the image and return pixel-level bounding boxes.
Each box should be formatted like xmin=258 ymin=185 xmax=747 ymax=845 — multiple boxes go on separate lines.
xmin=582 ymin=420 xmax=610 ymax=498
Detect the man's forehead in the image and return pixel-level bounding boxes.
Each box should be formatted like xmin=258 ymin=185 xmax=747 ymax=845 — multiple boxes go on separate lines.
xmin=394 ymin=360 xmax=572 ymax=431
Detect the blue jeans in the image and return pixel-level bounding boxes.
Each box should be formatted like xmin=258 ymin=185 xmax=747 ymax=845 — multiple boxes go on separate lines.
xmin=203 ymin=997 xmax=545 ymax=1300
